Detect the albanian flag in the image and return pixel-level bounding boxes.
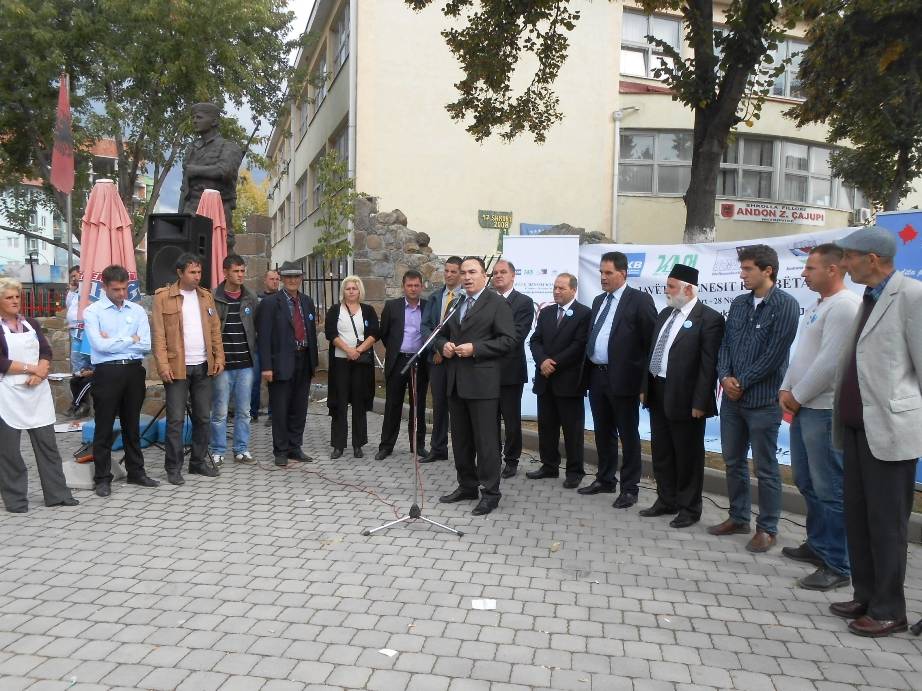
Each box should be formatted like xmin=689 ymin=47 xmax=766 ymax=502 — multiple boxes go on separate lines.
xmin=50 ymin=73 xmax=74 ymax=194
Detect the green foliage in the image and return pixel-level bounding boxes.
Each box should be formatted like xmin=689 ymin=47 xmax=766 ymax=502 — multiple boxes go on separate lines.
xmin=789 ymin=0 xmax=922 ymax=210
xmin=312 ymin=150 xmax=362 ymax=260
xmin=0 ymin=0 xmax=301 ymax=245
xmin=233 ymin=169 xmax=270 ymax=236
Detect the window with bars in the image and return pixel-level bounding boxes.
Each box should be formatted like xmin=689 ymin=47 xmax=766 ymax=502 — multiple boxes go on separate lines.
xmin=620 ymin=9 xmax=681 ymax=79
xmin=619 ymin=131 xmax=692 ymax=195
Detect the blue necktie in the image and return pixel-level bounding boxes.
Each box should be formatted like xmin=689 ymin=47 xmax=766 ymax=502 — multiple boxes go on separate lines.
xmin=586 ymin=293 xmax=614 ymax=358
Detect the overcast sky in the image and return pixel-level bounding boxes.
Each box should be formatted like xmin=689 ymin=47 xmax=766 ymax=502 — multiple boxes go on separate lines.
xmin=156 ymin=1 xmax=313 ymax=212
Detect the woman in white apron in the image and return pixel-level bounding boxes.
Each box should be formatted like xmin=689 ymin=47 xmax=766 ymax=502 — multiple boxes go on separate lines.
xmin=0 ymin=277 xmax=78 ymax=513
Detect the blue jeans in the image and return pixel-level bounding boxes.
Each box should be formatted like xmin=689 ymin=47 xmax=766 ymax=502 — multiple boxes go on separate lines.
xmin=790 ymin=408 xmax=849 ymax=575
xmin=210 ymin=367 xmax=253 ymax=455
xmin=720 ymin=398 xmax=782 ymax=534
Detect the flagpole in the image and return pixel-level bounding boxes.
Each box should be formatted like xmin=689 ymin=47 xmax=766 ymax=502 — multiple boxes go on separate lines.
xmin=66 ymin=192 xmax=73 ymax=274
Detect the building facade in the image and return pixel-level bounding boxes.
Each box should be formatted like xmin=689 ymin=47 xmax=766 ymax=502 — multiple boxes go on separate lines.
xmin=266 ymin=0 xmax=915 ymax=272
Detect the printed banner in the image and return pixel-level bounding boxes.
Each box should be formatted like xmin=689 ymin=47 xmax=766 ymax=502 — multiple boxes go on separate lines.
xmin=719 ymin=201 xmax=827 ymax=226
xmin=502 ymin=235 xmax=581 ymax=418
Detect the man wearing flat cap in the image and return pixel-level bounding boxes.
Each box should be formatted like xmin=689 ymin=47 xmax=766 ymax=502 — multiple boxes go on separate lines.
xmin=828 ymin=226 xmax=921 ymax=638
xmin=257 ymin=261 xmax=319 ymax=466
xmin=640 ymin=264 xmax=724 ymax=528
xmin=180 ymin=102 xmax=244 ymax=249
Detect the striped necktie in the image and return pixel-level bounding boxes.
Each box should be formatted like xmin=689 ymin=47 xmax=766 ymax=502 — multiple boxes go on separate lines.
xmin=649 ymin=309 xmax=681 ymax=375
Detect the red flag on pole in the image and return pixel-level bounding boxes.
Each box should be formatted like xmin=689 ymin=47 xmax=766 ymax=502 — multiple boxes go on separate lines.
xmin=50 ymin=73 xmax=75 ymax=194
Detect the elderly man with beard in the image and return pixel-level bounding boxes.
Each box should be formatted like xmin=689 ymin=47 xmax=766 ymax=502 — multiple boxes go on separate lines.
xmin=639 ymin=264 xmax=724 ymax=529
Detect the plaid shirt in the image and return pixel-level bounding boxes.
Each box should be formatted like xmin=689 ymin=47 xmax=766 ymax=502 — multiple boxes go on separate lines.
xmin=865 ymin=270 xmax=896 ymax=302
xmin=717 ymin=285 xmax=800 ymax=408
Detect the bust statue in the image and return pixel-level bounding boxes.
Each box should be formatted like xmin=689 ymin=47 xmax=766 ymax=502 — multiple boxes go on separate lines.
xmin=179 ymin=102 xmax=244 ymax=249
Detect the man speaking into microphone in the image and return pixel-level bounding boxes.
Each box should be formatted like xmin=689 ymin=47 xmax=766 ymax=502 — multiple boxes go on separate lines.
xmin=434 ymin=257 xmax=516 ymax=516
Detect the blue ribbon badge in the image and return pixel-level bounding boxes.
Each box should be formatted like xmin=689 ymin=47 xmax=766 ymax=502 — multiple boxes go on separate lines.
xmin=683 ymin=320 xmax=693 ymax=329
xmin=565 ymin=309 xmax=574 ymax=317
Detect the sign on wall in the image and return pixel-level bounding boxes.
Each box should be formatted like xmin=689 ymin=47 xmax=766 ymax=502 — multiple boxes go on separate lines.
xmin=720 ymin=201 xmax=827 ymax=226
xmin=478 ymin=210 xmax=512 ymax=230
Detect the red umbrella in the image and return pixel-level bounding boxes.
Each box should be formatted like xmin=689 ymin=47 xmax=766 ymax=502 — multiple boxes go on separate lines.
xmin=196 ymin=189 xmax=227 ymax=289
xmin=78 ymin=179 xmax=140 ymax=319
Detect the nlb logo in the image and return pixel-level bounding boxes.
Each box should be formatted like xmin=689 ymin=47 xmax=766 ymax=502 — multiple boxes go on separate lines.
xmin=626 ymin=253 xmax=646 ymax=278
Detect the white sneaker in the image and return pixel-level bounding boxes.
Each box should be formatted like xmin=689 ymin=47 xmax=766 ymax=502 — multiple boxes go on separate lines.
xmin=234 ymin=451 xmax=255 ymax=464
xmin=210 ymin=453 xmax=224 ymax=467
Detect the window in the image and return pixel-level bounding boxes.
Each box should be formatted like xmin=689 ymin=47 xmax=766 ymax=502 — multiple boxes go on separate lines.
xmin=770 ymin=39 xmax=807 ymax=100
xmin=296 ymin=174 xmax=309 ymax=223
xmin=620 ymin=10 xmax=681 ymax=79
xmin=299 ymin=97 xmax=310 ymax=138
xmin=311 ymin=50 xmax=328 ymax=116
xmin=782 ymin=142 xmax=833 ymax=206
xmin=837 ymin=181 xmax=868 ymax=211
xmin=330 ymin=125 xmax=348 ymax=171
xmin=310 ymin=154 xmax=323 ymax=212
xmin=26 ymin=237 xmax=39 ymax=252
xmin=619 ymin=131 xmax=691 ymax=195
xmin=332 ymin=5 xmax=350 ymax=72
xmin=719 ymin=137 xmax=774 ymax=200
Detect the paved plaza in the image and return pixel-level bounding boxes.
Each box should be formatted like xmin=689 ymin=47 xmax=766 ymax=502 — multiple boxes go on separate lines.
xmin=1 ymin=407 xmax=921 ymax=691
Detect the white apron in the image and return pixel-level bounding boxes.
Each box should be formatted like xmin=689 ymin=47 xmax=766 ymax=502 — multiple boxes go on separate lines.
xmin=0 ymin=320 xmax=57 ymax=429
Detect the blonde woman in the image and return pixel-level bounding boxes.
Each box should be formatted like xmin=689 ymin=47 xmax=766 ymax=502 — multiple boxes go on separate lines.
xmin=324 ymin=276 xmax=379 ymax=458
xmin=0 ymin=277 xmax=78 ymax=512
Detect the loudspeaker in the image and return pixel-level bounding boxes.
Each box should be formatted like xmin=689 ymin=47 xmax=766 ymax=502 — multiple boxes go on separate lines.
xmin=146 ymin=213 xmax=213 ymax=293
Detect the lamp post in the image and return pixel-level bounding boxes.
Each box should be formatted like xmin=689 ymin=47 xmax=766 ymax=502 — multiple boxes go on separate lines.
xmin=25 ymin=249 xmax=39 ymax=314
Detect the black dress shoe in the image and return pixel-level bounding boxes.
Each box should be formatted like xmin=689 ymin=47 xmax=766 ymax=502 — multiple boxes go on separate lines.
xmin=167 ymin=472 xmax=185 ymax=485
xmin=439 ymin=487 xmax=479 ymax=503
xmin=829 ymin=600 xmax=868 ymax=619
xmin=472 ymin=499 xmax=497 ymax=516
xmin=353 ymin=447 xmax=363 ymax=458
xmin=7 ymin=505 xmax=28 ymax=513
xmin=416 ymin=447 xmax=429 ymax=458
xmin=48 ymin=497 xmax=79 ymax=507
xmin=95 ymin=482 xmax=111 ymax=497
xmin=669 ymin=515 xmax=697 ymax=529
xmin=562 ymin=477 xmax=582 ymax=489
xmin=526 ymin=467 xmax=560 ymax=480
xmin=374 ymin=449 xmax=391 ymax=461
xmin=639 ymin=504 xmax=677 ymax=517
xmin=799 ymin=567 xmax=850 ymax=592
xmin=420 ymin=453 xmax=448 ymax=464
xmin=612 ymin=492 xmax=638 ymax=509
xmin=127 ymin=475 xmax=160 ymax=487
xmin=501 ymin=463 xmax=517 ymax=479
xmin=289 ymin=449 xmax=313 ymax=462
xmin=189 ymin=463 xmax=219 ymax=477
xmin=273 ymin=457 xmax=288 ymax=467
xmin=330 ymin=448 xmax=343 ymax=459
xmin=781 ymin=542 xmax=825 ymax=568
xmin=577 ymin=480 xmax=614 ymax=495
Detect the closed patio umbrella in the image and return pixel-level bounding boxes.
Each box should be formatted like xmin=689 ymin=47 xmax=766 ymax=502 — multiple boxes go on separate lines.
xmin=196 ymin=189 xmax=227 ymax=289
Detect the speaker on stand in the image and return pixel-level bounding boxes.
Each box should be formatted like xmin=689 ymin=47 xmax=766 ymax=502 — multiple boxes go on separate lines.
xmin=146 ymin=213 xmax=214 ymax=293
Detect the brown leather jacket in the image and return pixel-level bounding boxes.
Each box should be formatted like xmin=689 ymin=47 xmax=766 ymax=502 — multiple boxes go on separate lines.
xmin=152 ymin=282 xmax=225 ymax=380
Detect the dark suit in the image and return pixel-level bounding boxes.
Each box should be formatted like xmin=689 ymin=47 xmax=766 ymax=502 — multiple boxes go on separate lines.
xmin=378 ymin=297 xmax=429 ymax=454
xmin=498 ymin=289 xmax=535 ymax=468
xmin=434 ymin=289 xmax=516 ymax=504
xmin=641 ymin=300 xmax=724 ymax=520
xmin=256 ymin=290 xmax=319 ymax=460
xmin=530 ymin=301 xmax=592 ymax=480
xmin=586 ymin=286 xmax=657 ymax=494
xmin=421 ymin=287 xmax=461 ymax=458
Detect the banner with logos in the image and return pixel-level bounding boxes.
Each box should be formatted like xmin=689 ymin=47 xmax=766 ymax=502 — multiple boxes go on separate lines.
xmin=502 ymin=235 xmax=581 ymax=417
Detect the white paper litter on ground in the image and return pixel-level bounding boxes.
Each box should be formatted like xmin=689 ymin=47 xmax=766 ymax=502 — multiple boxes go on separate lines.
xmin=471 ymin=599 xmax=496 ymax=610
xmin=378 ymin=648 xmax=398 ymax=657
xmin=54 ymin=421 xmax=84 ymax=433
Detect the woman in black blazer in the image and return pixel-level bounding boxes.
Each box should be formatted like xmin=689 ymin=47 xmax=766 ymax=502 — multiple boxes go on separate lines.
xmin=325 ymin=276 xmax=379 ymax=458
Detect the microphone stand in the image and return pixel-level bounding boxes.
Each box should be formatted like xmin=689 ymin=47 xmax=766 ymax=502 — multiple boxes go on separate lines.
xmin=364 ymin=291 xmax=466 ymax=537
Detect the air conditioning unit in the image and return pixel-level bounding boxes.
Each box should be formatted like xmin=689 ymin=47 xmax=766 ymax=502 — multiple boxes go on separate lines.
xmin=854 ymin=207 xmax=872 ymax=224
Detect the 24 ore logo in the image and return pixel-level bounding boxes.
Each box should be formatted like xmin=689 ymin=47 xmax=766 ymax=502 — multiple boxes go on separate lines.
xmin=654 ymin=254 xmax=698 ymax=275
xmin=626 ymin=253 xmax=646 ymax=277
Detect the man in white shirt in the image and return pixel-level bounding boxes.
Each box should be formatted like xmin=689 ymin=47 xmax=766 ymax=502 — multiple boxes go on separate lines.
xmin=152 ymin=253 xmax=225 ymax=485
xmin=779 ymin=243 xmax=860 ymax=590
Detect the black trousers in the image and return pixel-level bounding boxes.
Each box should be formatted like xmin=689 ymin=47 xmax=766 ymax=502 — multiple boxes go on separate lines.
xmin=164 ymin=363 xmax=212 ymax=473
xmin=498 ymin=382 xmax=524 ymax=464
xmin=379 ymin=355 xmax=427 ymax=453
xmin=587 ymin=366 xmax=641 ymax=493
xmin=70 ymin=374 xmax=92 ymax=407
xmin=536 ymin=392 xmax=585 ymax=480
xmin=648 ymin=377 xmax=705 ymax=520
xmin=329 ymin=358 xmax=368 ymax=450
xmin=92 ymin=361 xmax=147 ymax=483
xmin=268 ymin=351 xmax=312 ymax=458
xmin=449 ymin=394 xmax=501 ymax=502
xmin=843 ymin=425 xmax=918 ymax=621
xmin=428 ymin=361 xmax=450 ymax=457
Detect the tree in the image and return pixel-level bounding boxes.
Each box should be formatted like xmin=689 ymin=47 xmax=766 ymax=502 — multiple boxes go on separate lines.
xmin=789 ymin=0 xmax=922 ymax=211
xmin=405 ymin=0 xmax=799 ymax=242
xmin=312 ymin=150 xmax=363 ymax=260
xmin=233 ymin=169 xmax=270 ymax=236
xmin=0 ymin=0 xmax=300 ymax=245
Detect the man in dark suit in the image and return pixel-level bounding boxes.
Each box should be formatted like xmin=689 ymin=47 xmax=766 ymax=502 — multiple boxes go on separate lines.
xmin=640 ymin=264 xmax=724 ymax=528
xmin=420 ymin=256 xmax=464 ymax=463
xmin=434 ymin=257 xmax=516 ymax=515
xmin=257 ymin=261 xmax=319 ymax=467
xmin=491 ymin=259 xmax=535 ymax=478
xmin=527 ymin=273 xmax=591 ymax=488
xmin=377 ymin=270 xmax=429 ymax=460
xmin=581 ymin=251 xmax=657 ymax=508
